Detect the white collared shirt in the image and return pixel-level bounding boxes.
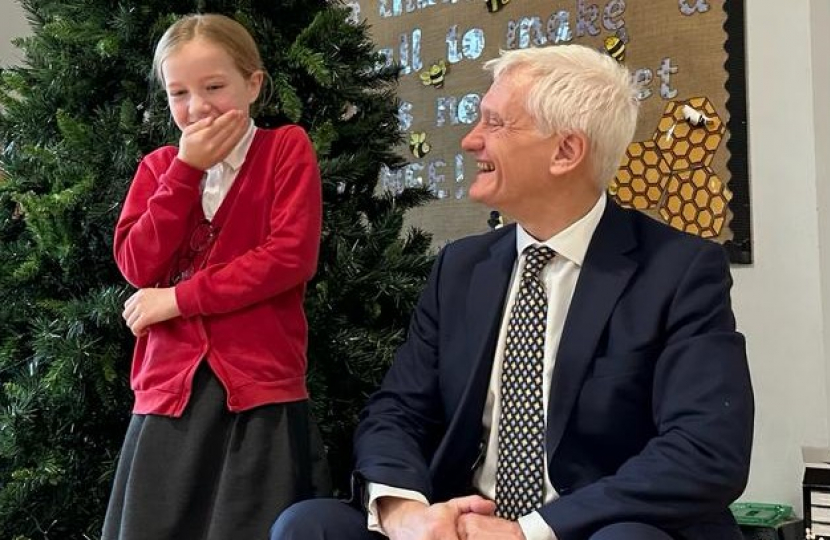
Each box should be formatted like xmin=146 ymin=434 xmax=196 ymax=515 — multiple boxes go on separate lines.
xmin=200 ymin=119 xmax=256 ymax=221
xmin=367 ymin=194 xmax=607 ymax=540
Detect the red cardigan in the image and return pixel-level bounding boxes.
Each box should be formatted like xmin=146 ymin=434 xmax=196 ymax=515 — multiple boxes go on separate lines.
xmin=114 ymin=125 xmax=322 ymax=416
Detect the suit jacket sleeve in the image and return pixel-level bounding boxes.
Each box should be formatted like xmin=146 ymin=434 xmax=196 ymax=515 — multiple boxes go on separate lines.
xmin=539 ymin=241 xmax=754 ymax=539
xmin=352 ymin=248 xmax=449 ymax=501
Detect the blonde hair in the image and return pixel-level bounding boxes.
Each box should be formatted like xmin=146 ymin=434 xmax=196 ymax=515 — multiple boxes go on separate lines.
xmin=483 ymin=45 xmax=639 ymax=187
xmin=152 ymin=14 xmax=264 ymax=88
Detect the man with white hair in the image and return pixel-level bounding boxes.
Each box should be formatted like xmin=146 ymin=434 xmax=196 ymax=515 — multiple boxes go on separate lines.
xmin=272 ymin=43 xmax=753 ymax=540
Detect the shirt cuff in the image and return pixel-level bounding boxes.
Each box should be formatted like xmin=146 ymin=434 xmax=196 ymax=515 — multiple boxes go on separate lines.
xmin=366 ymin=482 xmax=430 ymax=536
xmin=518 ymin=511 xmax=557 ymax=540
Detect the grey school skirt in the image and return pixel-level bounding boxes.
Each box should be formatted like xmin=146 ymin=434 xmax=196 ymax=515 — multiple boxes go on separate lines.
xmin=102 ymin=363 xmax=332 ymax=540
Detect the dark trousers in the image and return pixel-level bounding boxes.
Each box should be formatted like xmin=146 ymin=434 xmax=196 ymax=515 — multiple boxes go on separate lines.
xmin=270 ymin=498 xmax=673 ymax=540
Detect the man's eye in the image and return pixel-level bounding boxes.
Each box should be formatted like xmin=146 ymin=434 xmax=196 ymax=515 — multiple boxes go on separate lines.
xmin=168 ymin=90 xmax=186 ymax=97
xmin=207 ymin=85 xmax=224 ymax=91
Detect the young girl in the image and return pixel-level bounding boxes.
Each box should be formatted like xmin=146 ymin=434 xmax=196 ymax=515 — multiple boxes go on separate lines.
xmin=104 ymin=13 xmax=330 ymax=540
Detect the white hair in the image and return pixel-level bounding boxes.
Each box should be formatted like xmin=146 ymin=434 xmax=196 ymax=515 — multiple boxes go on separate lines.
xmin=483 ymin=45 xmax=639 ymax=187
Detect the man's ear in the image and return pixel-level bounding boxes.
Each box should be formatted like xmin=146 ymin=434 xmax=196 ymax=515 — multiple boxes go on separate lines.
xmin=549 ymin=132 xmax=589 ymax=176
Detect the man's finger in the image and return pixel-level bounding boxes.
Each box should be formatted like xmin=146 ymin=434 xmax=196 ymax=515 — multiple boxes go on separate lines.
xmin=448 ymin=495 xmax=497 ymax=515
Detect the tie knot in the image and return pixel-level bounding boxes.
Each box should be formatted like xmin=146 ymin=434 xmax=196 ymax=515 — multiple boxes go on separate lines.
xmin=523 ymin=245 xmax=555 ymax=278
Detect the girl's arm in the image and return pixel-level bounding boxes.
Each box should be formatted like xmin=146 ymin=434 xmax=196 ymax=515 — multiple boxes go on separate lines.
xmin=113 ymin=150 xmax=204 ymax=288
xmin=174 ymin=126 xmax=322 ymax=317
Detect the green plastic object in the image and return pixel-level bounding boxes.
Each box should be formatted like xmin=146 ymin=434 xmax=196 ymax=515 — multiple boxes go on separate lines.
xmin=730 ymin=502 xmax=795 ymax=527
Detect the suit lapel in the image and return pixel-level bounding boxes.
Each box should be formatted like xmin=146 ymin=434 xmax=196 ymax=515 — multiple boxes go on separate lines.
xmin=456 ymin=228 xmax=517 ymax=441
xmin=432 ymin=229 xmax=516 ymax=493
xmin=546 ymin=200 xmax=639 ymax=456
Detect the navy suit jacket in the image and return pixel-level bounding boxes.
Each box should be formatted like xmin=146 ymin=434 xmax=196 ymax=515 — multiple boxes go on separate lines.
xmin=354 ymin=199 xmax=754 ymax=540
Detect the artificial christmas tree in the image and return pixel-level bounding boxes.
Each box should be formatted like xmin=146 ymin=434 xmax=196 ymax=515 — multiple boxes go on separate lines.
xmin=0 ymin=1 xmax=434 ymax=538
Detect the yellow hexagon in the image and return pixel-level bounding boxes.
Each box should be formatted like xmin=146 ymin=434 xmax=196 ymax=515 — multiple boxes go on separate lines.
xmin=673 ymin=122 xmax=691 ymax=140
xmin=680 ymin=182 xmax=695 ymax=200
xmin=666 ymin=194 xmax=682 ymax=214
xmin=632 ymin=195 xmax=650 ymax=210
xmin=704 ymin=133 xmax=723 ymax=152
xmin=689 ymin=129 xmax=706 ymax=145
xmin=647 ymin=186 xmax=662 ymax=204
xmin=689 ymin=146 xmax=706 ymax=164
xmin=682 ymin=204 xmax=697 ymax=221
xmin=698 ymin=210 xmax=714 ymax=228
xmin=630 ymin=160 xmax=645 ymax=176
xmin=643 ymin=148 xmax=661 ymax=166
xmin=644 ymin=168 xmax=662 ymax=185
xmin=657 ymin=115 xmax=676 ymax=133
xmin=617 ymin=185 xmax=634 ymax=204
xmin=674 ymin=140 xmax=691 ymax=157
xmin=669 ymin=215 xmax=684 ymax=229
xmin=694 ymin=189 xmax=710 ymax=209
xmin=629 ymin=143 xmax=645 ymax=158
xmin=711 ymin=195 xmax=726 ymax=214
xmin=690 ymin=169 xmax=708 ymax=188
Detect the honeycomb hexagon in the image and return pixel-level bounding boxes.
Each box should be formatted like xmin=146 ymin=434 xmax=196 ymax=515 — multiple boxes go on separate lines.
xmin=653 ymin=97 xmax=726 ymax=172
xmin=658 ymin=168 xmax=733 ymax=238
xmin=609 ymin=140 xmax=671 ymax=210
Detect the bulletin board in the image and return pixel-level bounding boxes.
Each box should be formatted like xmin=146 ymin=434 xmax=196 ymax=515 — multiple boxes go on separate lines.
xmin=346 ymin=0 xmax=751 ymax=263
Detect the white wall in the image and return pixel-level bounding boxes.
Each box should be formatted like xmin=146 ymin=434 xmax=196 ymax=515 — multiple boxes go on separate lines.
xmin=813 ymin=0 xmax=830 ymax=467
xmin=0 ymin=0 xmax=28 ymax=67
xmin=733 ymin=0 xmax=830 ymax=510
xmin=0 ymin=0 xmax=828 ymax=516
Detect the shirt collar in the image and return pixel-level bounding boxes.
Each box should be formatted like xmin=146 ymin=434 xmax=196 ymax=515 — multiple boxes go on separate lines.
xmin=515 ymin=194 xmax=606 ymax=267
xmin=221 ymin=119 xmax=256 ymax=172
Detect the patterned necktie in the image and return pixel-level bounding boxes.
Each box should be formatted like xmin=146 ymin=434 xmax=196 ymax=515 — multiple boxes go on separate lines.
xmin=495 ymin=244 xmax=556 ymax=521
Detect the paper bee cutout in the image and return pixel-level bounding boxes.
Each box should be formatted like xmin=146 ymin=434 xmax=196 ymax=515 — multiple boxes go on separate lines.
xmin=604 ymin=35 xmax=626 ymax=63
xmin=409 ymin=132 xmax=431 ymax=158
xmin=682 ymin=104 xmax=712 ymax=127
xmin=487 ymin=210 xmax=504 ymax=230
xmin=420 ymin=60 xmax=448 ymax=88
xmin=485 ymin=0 xmax=510 ymax=13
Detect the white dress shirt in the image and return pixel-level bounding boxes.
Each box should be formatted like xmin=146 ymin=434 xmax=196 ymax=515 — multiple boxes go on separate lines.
xmin=200 ymin=119 xmax=256 ymax=221
xmin=367 ymin=195 xmax=607 ymax=540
